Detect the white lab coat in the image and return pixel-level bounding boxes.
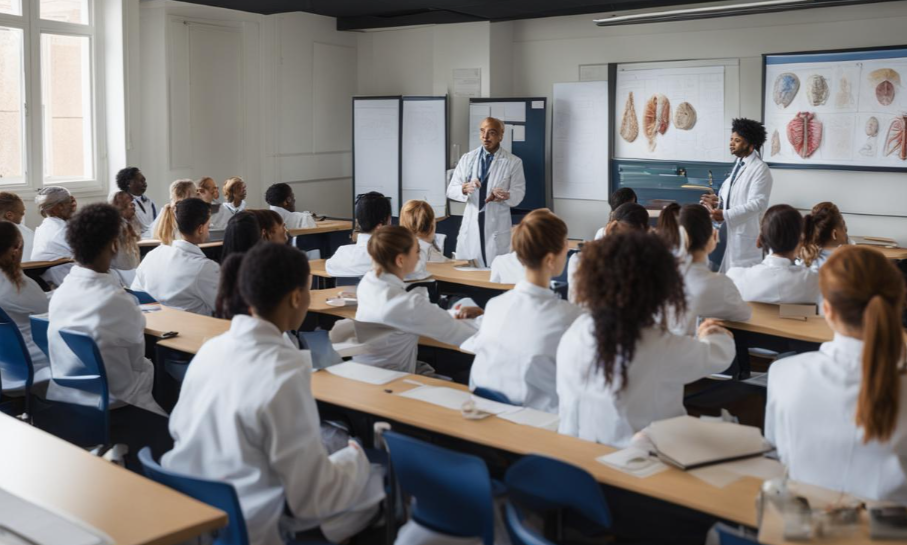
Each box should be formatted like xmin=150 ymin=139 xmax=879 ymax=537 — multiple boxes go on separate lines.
xmin=567 ymin=231 xmax=605 ymax=304
xmin=132 ymin=240 xmax=221 ymax=316
xmin=717 ymin=153 xmax=773 ymax=273
xmin=31 ymin=217 xmax=74 ymax=287
xmin=208 ymin=203 xmax=231 ymax=231
xmin=17 ymin=223 xmax=34 ymax=262
xmin=132 ymin=195 xmax=158 ymax=239
xmin=727 ymin=254 xmax=820 ymax=305
xmin=110 ymin=219 xmax=141 ymax=288
xmin=269 ymin=205 xmax=316 ymax=230
xmin=670 ymin=260 xmax=752 ymax=336
xmin=447 ymin=147 xmax=526 ymax=267
xmin=163 ymin=315 xmax=383 ymax=545
xmin=805 ymin=248 xmax=834 ymax=272
xmin=557 ymin=315 xmax=735 ymax=448
xmin=0 ymin=273 xmax=50 ymax=386
xmin=325 ymin=233 xmax=372 ymax=278
xmin=765 ymin=334 xmax=907 ymax=502
xmin=489 ymin=251 xmax=524 ymax=284
xmin=469 ymin=281 xmax=582 ymax=413
xmin=405 ymin=236 xmax=448 ymax=282
xmin=355 ymin=271 xmax=478 ymax=373
xmin=46 ymin=265 xmax=163 ymax=415
xmin=223 ymin=200 xmax=247 ymax=214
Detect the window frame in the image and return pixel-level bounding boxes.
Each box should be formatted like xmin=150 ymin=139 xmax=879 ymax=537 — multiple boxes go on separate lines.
xmin=0 ymin=0 xmax=106 ymax=195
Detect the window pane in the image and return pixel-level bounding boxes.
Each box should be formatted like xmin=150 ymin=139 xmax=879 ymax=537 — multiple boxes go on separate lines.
xmin=0 ymin=0 xmax=21 ymax=16
xmin=41 ymin=33 xmax=93 ymax=181
xmin=0 ymin=27 xmax=25 ymax=183
xmin=40 ymin=0 xmax=88 ymax=25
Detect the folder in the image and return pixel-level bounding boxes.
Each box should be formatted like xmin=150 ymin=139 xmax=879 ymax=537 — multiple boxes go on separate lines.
xmin=646 ymin=416 xmax=773 ymax=471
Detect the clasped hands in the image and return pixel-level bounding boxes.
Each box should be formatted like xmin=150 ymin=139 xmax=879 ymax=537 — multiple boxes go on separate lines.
xmin=462 ymin=178 xmax=510 ymax=203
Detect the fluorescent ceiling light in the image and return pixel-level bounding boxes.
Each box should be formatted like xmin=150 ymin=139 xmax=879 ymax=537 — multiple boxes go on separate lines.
xmin=593 ymin=0 xmax=888 ymax=26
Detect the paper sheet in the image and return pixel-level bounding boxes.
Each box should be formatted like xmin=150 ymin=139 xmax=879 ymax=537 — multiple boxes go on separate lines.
xmin=325 ymin=361 xmax=408 ymax=385
xmin=512 ymin=125 xmax=526 ymax=142
xmin=597 ymin=448 xmax=669 ymax=478
xmin=689 ymin=456 xmax=785 ymax=488
xmin=504 ymin=102 xmax=526 ymax=123
xmin=531 ymin=101 xmax=544 ymax=109
xmin=398 ymin=386 xmax=519 ymax=416
xmin=498 ymin=408 xmax=560 ymax=430
xmin=454 ymin=266 xmax=490 ymax=272
xmin=0 ymin=488 xmax=111 ymax=545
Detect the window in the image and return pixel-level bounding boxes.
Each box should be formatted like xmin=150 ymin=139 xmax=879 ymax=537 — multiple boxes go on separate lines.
xmin=0 ymin=0 xmax=101 ymax=189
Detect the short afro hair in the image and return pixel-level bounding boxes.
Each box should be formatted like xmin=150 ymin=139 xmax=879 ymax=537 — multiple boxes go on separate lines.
xmin=265 ymin=183 xmax=293 ymax=207
xmin=731 ymin=118 xmax=767 ymax=150
xmin=355 ymin=192 xmax=392 ymax=233
xmin=609 ymin=188 xmax=637 ymax=210
xmin=116 ymin=167 xmax=141 ymax=192
xmin=175 ymin=198 xmax=212 ymax=235
xmin=66 ymin=203 xmax=122 ymax=265
xmin=239 ymin=242 xmax=310 ymax=315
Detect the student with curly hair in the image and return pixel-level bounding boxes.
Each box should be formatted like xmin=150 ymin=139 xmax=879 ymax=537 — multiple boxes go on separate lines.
xmin=800 ymin=201 xmax=848 ymax=271
xmin=222 ymin=176 xmax=247 ymax=214
xmin=557 ymin=231 xmax=735 ymax=448
xmin=265 ymin=182 xmax=316 ymax=230
xmin=700 ymin=117 xmax=773 ymax=273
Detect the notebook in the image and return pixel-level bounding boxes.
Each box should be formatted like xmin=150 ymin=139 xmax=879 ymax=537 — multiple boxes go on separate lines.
xmin=646 ymin=415 xmax=773 ymax=471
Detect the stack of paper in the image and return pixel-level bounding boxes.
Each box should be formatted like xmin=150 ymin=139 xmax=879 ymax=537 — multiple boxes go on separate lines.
xmin=0 ymin=489 xmax=110 ymax=545
xmin=597 ymin=448 xmax=669 ymax=478
xmin=324 ymin=361 xmax=407 ymax=385
xmin=397 ymin=386 xmax=561 ymax=430
xmin=646 ymin=416 xmax=772 ymax=470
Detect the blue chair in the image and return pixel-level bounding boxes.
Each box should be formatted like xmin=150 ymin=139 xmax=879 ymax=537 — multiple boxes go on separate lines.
xmin=54 ymin=329 xmax=110 ymax=448
xmin=29 ymin=315 xmax=49 ymax=358
xmin=0 ymin=307 xmax=34 ymax=416
xmin=505 ymin=502 xmax=554 ymax=545
xmin=335 ymin=276 xmax=362 ymax=287
xmin=384 ymin=431 xmax=496 ymax=545
xmin=473 ymin=386 xmax=513 ymax=406
xmin=505 ymin=455 xmax=611 ymax=540
xmin=125 ymin=288 xmax=158 ymax=305
xmin=138 ymin=448 xmax=331 ymax=545
xmin=712 ymin=522 xmax=759 ymax=544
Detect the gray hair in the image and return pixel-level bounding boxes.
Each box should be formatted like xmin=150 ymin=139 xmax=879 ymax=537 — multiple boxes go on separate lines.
xmin=35 ymin=186 xmax=71 ymax=214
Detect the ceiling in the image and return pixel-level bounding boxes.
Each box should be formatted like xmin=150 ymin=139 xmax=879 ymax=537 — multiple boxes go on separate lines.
xmin=176 ymin=0 xmax=758 ymax=31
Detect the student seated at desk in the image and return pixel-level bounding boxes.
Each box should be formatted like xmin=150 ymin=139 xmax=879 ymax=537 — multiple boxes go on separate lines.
xmin=766 ymin=246 xmax=907 ymax=502
xmin=557 ymin=232 xmax=735 ymax=448
xmin=800 ymin=201 xmax=848 ymax=271
xmin=249 ymin=209 xmax=290 ymax=245
xmin=470 ymin=210 xmax=580 ymax=412
xmin=222 ymin=176 xmax=247 ymax=215
xmin=214 ymin=253 xmax=248 ymax=319
xmin=489 ymin=208 xmax=564 ymax=284
xmin=659 ymin=203 xmax=751 ymax=336
xmin=400 ymin=199 xmax=448 ymax=281
xmin=164 ymin=242 xmax=383 ymax=545
xmin=116 ymin=167 xmax=157 ymax=239
xmin=0 ymin=192 xmax=34 ymax=261
xmin=265 ymin=183 xmax=316 ymax=230
xmin=567 ymin=202 xmax=649 ymax=303
xmin=47 ymin=204 xmax=165 ymax=418
xmin=601 ymin=187 xmax=638 ymax=239
xmin=133 ymin=198 xmax=221 ymax=316
xmin=325 ymin=192 xmax=391 ymax=278
xmin=0 ymin=222 xmax=50 ymax=382
xmin=109 ymin=191 xmax=142 ymax=288
xmin=196 ymin=176 xmax=231 ymax=231
xmin=221 ymin=211 xmax=261 ymax=263
xmin=727 ymin=204 xmax=819 ymax=305
xmin=32 ymin=186 xmax=78 ymax=288
xmin=356 ymin=226 xmax=481 ymax=373
xmin=152 ymin=179 xmax=196 ymax=245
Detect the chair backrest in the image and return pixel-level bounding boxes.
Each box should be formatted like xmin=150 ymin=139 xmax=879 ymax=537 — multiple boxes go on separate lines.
xmin=505 ymin=455 xmax=612 ymax=530
xmin=125 ymin=288 xmax=158 ymax=305
xmin=384 ymin=431 xmax=495 ymax=545
xmin=138 ymin=447 xmax=249 ymax=545
xmin=713 ymin=523 xmax=759 ymax=545
xmin=473 ymin=386 xmax=513 ymax=406
xmin=0 ymin=306 xmax=34 ymax=392
xmin=505 ymin=502 xmax=554 ymax=545
xmin=56 ymin=329 xmax=110 ymax=447
xmin=297 ymin=330 xmax=343 ymax=369
xmin=29 ymin=315 xmax=49 ymax=358
xmin=335 ymin=276 xmax=362 ymax=287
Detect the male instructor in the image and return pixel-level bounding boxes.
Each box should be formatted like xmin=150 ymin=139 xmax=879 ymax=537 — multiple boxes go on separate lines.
xmin=447 ymin=117 xmax=526 ymax=267
xmin=701 ymin=118 xmax=773 ymax=273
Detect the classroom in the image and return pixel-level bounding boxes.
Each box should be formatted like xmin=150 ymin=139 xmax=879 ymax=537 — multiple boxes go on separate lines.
xmin=2 ymin=1 xmax=907 ymax=544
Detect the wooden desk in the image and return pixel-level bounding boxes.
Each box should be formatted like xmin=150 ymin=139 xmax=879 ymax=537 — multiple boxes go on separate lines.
xmin=138 ymin=240 xmax=223 ymax=249
xmin=722 ymin=303 xmax=833 ymax=344
xmin=856 ymin=244 xmax=907 ymax=261
xmin=144 ymin=306 xmax=229 ymax=354
xmin=22 ymin=258 xmax=73 ymax=271
xmin=567 ymin=239 xmax=583 ymax=251
xmin=288 ymin=219 xmax=354 ymax=237
xmin=0 ymin=414 xmax=227 ymax=545
xmin=426 ymin=261 xmax=514 ymax=291
xmin=310 ymin=258 xmax=330 ymax=279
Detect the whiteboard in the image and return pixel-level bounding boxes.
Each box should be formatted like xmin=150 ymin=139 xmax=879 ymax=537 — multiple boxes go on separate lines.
xmin=614 ymin=59 xmax=739 ymax=163
xmin=402 ymin=98 xmax=447 ymax=216
xmin=553 ymin=81 xmax=609 ymax=201
xmin=354 ymin=98 xmax=401 ymax=215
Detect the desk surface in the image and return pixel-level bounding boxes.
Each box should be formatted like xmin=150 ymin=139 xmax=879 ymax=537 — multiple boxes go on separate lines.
xmin=308 ymin=259 xmax=514 ymax=291
xmin=144 ymin=306 xmax=230 ymax=354
xmin=858 ymin=244 xmax=907 ymax=261
xmin=722 ymin=302 xmax=833 ymax=344
xmin=288 ymin=219 xmax=353 ymax=237
xmin=0 ymin=414 xmax=226 ymax=545
xmin=21 ymin=258 xmax=72 ymax=271
xmin=138 ymin=240 xmax=223 ymax=250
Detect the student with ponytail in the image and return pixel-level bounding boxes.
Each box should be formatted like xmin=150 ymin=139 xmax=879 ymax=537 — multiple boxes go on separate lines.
xmin=766 ymin=246 xmax=907 ymax=502
xmin=800 ymin=201 xmax=848 ymax=271
xmin=354 ymin=225 xmax=481 ymax=374
xmin=152 ymin=179 xmax=196 ymax=245
xmin=660 ymin=204 xmax=751 ymax=336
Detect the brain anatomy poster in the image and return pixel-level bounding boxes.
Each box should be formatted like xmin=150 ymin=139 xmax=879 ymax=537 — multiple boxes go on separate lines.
xmin=614 ymin=63 xmax=727 ymax=163
xmin=763 ymin=47 xmax=907 ymax=171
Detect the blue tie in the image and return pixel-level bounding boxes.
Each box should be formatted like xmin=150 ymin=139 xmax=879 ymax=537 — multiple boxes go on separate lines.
xmin=724 ymin=159 xmax=743 ymax=210
xmin=478 ymin=152 xmax=493 ymax=208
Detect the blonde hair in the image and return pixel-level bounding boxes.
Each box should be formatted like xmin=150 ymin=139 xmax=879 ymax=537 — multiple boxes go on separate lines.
xmin=197 ymin=176 xmax=216 ymax=191
xmin=821 ymin=246 xmax=906 ymax=443
xmin=367 ymin=225 xmax=417 ymax=276
xmin=400 ymin=200 xmax=435 ymax=238
xmin=223 ymin=176 xmax=244 ymax=202
xmin=154 ymin=179 xmax=196 ymax=244
xmin=512 ymin=209 xmax=568 ymax=270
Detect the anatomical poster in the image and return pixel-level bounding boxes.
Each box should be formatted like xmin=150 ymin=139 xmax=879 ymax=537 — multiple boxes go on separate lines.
xmin=763 ymin=47 xmax=907 ymax=171
xmin=614 ymin=64 xmax=727 ymax=162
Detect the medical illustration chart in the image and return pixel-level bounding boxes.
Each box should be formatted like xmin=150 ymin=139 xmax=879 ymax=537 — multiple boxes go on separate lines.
xmin=614 ymin=65 xmax=726 ymax=162
xmin=763 ymin=47 xmax=907 ymax=170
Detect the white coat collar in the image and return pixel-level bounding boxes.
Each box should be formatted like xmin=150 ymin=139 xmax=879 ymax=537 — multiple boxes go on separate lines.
xmin=69 ymin=264 xmax=120 ymax=286
xmin=268 ymin=205 xmax=289 ymax=218
xmin=376 ymin=271 xmax=406 ymax=289
xmin=515 ymin=280 xmax=555 ymax=300
xmin=172 ymin=239 xmax=205 ymax=256
xmin=356 ymin=233 xmax=372 ymax=247
xmin=762 ymin=254 xmax=795 ymax=268
xmin=819 ymin=333 xmax=865 ymax=379
xmin=229 ymin=314 xmax=287 ymax=346
xmin=42 ymin=216 xmax=66 ymax=228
